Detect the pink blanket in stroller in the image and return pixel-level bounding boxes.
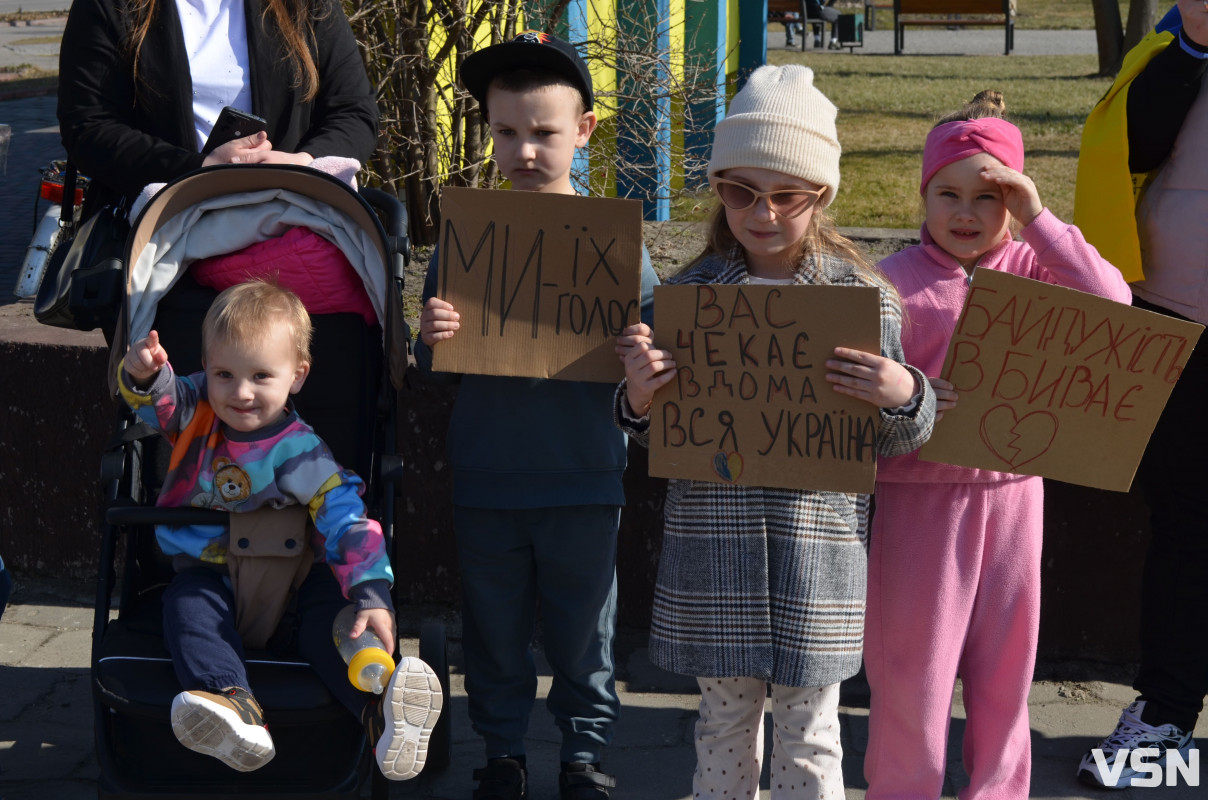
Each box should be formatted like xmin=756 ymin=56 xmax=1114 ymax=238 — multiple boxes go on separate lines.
xmin=190 ymin=226 xmax=377 ymax=326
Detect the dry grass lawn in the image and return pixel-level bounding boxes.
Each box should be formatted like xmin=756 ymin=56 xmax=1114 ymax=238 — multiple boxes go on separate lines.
xmin=766 ymin=50 xmax=1116 ymax=229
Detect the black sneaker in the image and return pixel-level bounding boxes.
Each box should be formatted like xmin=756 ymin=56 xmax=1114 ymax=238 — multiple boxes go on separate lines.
xmin=473 ymin=757 xmax=528 ymax=800
xmin=559 ymin=762 xmax=615 ymax=800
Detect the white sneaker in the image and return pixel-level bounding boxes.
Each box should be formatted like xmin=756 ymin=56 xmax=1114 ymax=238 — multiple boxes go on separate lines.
xmin=373 ymin=657 xmax=443 ymax=780
xmin=1077 ymin=700 xmax=1196 ymax=788
xmin=171 ymin=687 xmax=275 ymax=772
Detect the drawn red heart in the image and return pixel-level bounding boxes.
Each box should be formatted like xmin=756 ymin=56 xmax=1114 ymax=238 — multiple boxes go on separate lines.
xmin=978 ymin=404 xmax=1058 ymax=471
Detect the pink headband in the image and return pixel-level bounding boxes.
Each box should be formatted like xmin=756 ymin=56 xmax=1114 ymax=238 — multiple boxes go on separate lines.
xmin=920 ymin=118 xmax=1025 ymax=194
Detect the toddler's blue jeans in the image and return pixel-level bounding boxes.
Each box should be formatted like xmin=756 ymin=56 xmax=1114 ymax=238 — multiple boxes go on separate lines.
xmin=162 ymin=564 xmax=370 ymax=718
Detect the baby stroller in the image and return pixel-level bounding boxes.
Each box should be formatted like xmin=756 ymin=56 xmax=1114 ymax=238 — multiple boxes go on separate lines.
xmin=91 ymin=165 xmax=450 ymax=799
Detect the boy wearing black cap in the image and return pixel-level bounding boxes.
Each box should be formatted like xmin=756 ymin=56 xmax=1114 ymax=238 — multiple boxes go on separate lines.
xmin=414 ymin=31 xmax=658 ymax=800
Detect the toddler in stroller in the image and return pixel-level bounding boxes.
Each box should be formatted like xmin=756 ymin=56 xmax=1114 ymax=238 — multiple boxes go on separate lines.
xmin=95 ymin=165 xmax=445 ymax=799
xmin=117 ymin=279 xmax=441 ymax=779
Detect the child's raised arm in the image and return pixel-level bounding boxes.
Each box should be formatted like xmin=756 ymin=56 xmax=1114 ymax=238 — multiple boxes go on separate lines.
xmin=616 ymin=323 xmax=676 ymax=417
xmin=125 ymin=330 xmax=169 ymax=387
xmin=825 ymin=346 xmax=920 ymax=410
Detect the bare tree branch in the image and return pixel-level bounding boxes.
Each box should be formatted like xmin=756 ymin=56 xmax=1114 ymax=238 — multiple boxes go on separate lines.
xmin=346 ymin=0 xmax=719 ymax=242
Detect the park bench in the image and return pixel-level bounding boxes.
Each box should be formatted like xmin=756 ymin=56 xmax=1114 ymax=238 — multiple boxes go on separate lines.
xmin=864 ymin=3 xmax=893 ymax=31
xmin=768 ymin=1 xmax=823 ymax=51
xmin=893 ymin=0 xmax=1015 ymax=55
xmin=769 ymin=1 xmax=864 ymax=52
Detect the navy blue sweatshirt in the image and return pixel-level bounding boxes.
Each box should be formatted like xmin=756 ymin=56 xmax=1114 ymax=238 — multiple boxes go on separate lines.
xmin=413 ymin=242 xmax=658 ymax=509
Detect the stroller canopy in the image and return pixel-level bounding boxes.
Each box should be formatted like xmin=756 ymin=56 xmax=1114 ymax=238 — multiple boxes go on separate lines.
xmin=107 ymin=165 xmax=404 ymax=392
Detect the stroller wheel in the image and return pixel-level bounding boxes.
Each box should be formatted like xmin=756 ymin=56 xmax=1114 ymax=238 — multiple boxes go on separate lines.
xmin=418 ymin=621 xmax=452 ymax=772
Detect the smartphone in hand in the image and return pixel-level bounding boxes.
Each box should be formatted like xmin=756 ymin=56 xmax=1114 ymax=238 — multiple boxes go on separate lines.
xmin=202 ymin=106 xmax=268 ymax=155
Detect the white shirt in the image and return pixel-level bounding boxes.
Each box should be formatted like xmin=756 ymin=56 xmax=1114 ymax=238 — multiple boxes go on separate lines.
xmin=175 ymin=0 xmax=254 ymax=150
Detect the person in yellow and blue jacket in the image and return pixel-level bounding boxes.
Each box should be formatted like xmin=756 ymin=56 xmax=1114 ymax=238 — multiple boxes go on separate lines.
xmin=1074 ymin=0 xmax=1208 ymax=788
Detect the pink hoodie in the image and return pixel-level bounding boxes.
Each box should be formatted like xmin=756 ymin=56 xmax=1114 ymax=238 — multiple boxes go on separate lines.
xmin=877 ymin=208 xmax=1133 ymax=484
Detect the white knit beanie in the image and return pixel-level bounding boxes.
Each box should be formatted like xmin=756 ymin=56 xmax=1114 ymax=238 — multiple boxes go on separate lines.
xmin=708 ymin=65 xmax=841 ymax=207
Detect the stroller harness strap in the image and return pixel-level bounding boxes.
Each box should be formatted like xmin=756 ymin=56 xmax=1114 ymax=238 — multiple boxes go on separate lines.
xmin=227 ymin=505 xmax=314 ymax=650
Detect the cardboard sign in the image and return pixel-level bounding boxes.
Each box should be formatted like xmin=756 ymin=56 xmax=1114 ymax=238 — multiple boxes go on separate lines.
xmin=649 ymin=283 xmax=883 ymax=493
xmin=432 ymin=187 xmax=644 ymax=382
xmin=919 ymin=269 xmax=1203 ymax=491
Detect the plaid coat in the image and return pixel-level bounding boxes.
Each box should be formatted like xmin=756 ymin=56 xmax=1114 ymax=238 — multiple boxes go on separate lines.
xmin=618 ymin=251 xmax=936 ymax=688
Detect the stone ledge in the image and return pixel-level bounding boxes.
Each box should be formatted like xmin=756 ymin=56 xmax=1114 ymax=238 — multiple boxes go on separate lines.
xmin=1 ymin=302 xmax=112 ymax=578
xmin=0 ymin=300 xmax=107 ymax=346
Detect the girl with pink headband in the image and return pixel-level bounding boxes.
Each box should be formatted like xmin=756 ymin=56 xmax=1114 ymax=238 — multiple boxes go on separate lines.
xmin=862 ymin=91 xmax=1132 ymax=800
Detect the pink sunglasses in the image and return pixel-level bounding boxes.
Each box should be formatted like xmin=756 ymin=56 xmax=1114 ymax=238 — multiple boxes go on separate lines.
xmin=711 ymin=178 xmax=825 ymax=218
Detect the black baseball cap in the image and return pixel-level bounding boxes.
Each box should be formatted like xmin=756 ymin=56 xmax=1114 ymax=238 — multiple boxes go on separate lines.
xmin=461 ymin=30 xmax=594 ymax=111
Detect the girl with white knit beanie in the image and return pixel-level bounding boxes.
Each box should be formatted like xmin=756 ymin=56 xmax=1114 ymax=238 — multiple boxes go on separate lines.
xmin=613 ymin=64 xmax=936 ymax=799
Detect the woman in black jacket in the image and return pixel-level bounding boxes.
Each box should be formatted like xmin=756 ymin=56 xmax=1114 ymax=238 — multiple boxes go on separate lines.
xmin=57 ymin=0 xmax=378 ymax=218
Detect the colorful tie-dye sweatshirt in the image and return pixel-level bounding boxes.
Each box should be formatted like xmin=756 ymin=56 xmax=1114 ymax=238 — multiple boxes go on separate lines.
xmin=118 ymin=360 xmax=393 ymax=606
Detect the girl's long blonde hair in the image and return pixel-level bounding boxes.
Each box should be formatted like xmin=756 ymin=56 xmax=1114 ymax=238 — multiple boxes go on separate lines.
xmin=125 ymin=0 xmax=321 ymax=102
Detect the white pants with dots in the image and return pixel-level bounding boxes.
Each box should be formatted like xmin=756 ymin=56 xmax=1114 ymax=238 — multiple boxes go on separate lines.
xmin=693 ymin=678 xmax=843 ymax=800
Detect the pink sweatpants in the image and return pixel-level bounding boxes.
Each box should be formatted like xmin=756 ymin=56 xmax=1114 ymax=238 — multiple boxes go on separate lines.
xmin=864 ymin=478 xmax=1043 ymax=800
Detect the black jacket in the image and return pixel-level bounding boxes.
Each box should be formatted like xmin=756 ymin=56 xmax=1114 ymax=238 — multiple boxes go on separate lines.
xmin=57 ymin=0 xmax=378 ymax=216
xmin=1126 ymin=28 xmax=1208 ymax=173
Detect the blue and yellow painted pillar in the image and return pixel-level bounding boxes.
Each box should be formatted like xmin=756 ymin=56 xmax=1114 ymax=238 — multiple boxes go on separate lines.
xmin=683 ymin=0 xmax=728 ymax=187
xmin=432 ymin=0 xmax=766 ymax=213
xmin=737 ymin=0 xmax=769 ymax=86
xmin=615 ymin=0 xmax=672 ymax=220
xmin=565 ymin=1 xmax=593 ymax=194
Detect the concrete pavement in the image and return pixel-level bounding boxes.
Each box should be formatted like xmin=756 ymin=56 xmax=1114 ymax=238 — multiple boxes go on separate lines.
xmin=0 ymin=92 xmax=63 ymax=305
xmin=0 ymin=12 xmax=65 ymax=75
xmin=0 ymin=12 xmax=67 ymax=305
xmin=2 ymin=574 xmax=1205 ymax=800
xmin=0 ymin=10 xmax=65 ymax=307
